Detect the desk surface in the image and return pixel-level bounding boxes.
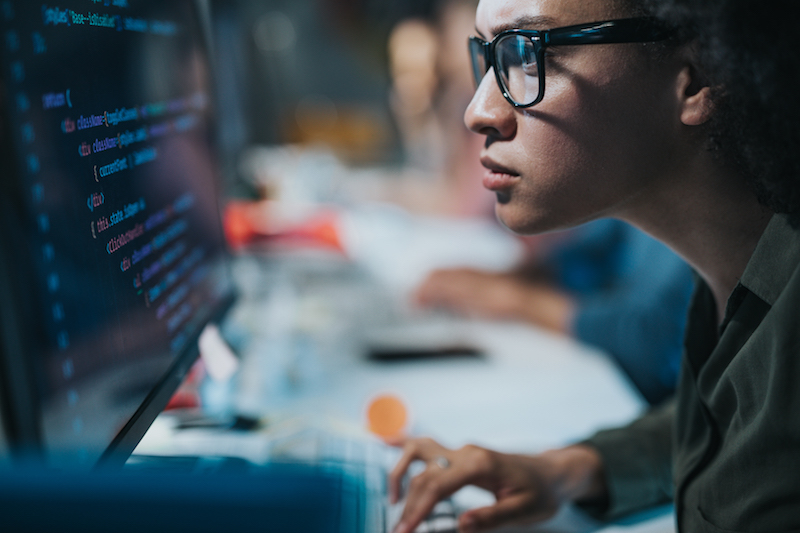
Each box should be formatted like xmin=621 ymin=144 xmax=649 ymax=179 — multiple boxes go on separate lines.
xmin=247 ymin=319 xmax=647 ymax=453
xmin=136 ymin=250 xmax=672 ymax=533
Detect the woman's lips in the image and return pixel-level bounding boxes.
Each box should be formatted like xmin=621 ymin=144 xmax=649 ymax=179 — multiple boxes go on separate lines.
xmin=481 ymin=159 xmax=520 ymax=191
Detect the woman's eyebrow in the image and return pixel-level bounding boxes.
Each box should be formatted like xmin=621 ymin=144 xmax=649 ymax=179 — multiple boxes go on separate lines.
xmin=488 ymin=15 xmax=557 ymax=36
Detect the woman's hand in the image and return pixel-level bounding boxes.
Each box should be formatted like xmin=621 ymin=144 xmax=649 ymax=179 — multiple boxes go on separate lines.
xmin=388 ymin=437 xmax=607 ymax=533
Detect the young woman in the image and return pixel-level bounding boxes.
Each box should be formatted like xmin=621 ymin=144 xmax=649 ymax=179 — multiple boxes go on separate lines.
xmin=389 ymin=0 xmax=800 ymax=531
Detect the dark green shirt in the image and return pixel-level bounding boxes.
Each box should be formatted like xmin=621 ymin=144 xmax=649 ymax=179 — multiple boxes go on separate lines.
xmin=587 ymin=214 xmax=800 ymax=531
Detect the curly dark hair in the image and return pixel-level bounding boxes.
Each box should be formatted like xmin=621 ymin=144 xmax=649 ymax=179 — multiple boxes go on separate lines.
xmin=635 ymin=0 xmax=800 ymax=224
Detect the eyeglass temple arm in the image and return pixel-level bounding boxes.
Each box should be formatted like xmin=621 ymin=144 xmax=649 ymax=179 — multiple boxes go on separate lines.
xmin=545 ymin=18 xmax=672 ymax=46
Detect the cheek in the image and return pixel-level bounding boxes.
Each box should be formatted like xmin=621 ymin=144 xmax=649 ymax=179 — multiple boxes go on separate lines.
xmin=545 ymin=52 xmax=675 ymax=160
xmin=496 ymin=95 xmax=667 ymax=233
xmin=496 ymin=113 xmax=610 ymax=233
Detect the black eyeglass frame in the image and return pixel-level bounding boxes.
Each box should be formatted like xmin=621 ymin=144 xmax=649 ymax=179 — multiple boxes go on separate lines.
xmin=469 ymin=17 xmax=674 ymax=108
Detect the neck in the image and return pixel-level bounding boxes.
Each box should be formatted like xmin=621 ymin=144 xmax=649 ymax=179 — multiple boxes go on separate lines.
xmin=618 ymin=157 xmax=773 ymax=324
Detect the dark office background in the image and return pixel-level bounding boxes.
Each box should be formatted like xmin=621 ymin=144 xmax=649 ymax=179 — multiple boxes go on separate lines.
xmin=209 ymin=0 xmax=443 ymax=178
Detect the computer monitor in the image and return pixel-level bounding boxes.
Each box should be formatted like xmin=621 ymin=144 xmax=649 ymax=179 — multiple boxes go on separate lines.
xmin=0 ymin=0 xmax=235 ymax=469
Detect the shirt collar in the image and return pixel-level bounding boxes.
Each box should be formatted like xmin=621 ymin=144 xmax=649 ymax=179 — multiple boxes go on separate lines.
xmin=739 ymin=214 xmax=800 ymax=306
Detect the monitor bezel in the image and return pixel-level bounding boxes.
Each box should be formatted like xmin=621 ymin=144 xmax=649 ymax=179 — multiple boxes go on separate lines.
xmin=96 ymin=293 xmax=236 ymax=470
xmin=0 ymin=181 xmax=45 ymax=459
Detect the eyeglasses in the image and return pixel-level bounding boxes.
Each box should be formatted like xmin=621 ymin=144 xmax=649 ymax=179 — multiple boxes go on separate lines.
xmin=468 ymin=17 xmax=673 ymax=108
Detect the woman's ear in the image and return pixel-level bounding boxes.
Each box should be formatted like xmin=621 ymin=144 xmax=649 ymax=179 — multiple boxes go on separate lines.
xmin=677 ymin=65 xmax=714 ymax=126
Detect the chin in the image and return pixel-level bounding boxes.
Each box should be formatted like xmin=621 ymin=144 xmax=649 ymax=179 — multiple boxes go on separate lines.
xmin=495 ymin=201 xmax=581 ymax=236
xmin=495 ymin=204 xmax=545 ymax=235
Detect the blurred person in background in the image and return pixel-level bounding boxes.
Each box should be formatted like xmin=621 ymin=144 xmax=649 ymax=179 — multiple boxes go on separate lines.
xmin=416 ymin=219 xmax=694 ymax=405
xmin=387 ymin=0 xmax=492 ymax=217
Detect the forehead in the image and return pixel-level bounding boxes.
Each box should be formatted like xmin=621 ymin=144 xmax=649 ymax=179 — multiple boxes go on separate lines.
xmin=475 ymin=0 xmax=632 ymax=36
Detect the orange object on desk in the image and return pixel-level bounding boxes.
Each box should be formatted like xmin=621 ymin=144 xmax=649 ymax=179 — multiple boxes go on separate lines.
xmin=367 ymin=394 xmax=408 ymax=440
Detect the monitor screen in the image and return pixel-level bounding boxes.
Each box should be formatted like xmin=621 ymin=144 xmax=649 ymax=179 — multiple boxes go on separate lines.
xmin=0 ymin=0 xmax=234 ymax=468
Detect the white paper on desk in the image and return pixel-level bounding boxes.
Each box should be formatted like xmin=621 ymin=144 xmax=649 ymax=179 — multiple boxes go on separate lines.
xmin=338 ymin=204 xmax=524 ymax=293
xmin=199 ymin=324 xmax=238 ymax=382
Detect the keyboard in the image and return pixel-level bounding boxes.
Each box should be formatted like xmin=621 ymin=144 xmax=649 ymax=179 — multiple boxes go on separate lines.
xmin=388 ymin=499 xmax=459 ymax=533
xmin=132 ymin=414 xmax=460 ymax=533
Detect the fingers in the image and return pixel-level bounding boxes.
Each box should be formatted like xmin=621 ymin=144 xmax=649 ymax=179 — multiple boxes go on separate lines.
xmin=458 ymin=486 xmax=562 ymax=533
xmin=414 ymin=269 xmax=478 ymax=307
xmin=386 ymin=435 xmax=410 ymax=502
xmin=384 ymin=435 xmax=407 ymax=448
xmin=391 ymin=444 xmax=573 ymax=533
xmin=388 ymin=447 xmax=414 ymax=504
xmin=414 ymin=272 xmax=451 ymax=307
xmin=458 ymin=492 xmax=552 ymax=533
xmin=415 ymin=268 xmax=525 ymax=320
xmin=458 ymin=495 xmax=530 ymax=533
xmin=393 ymin=444 xmax=496 ymax=533
xmin=393 ymin=466 xmax=466 ymax=533
xmin=387 ymin=438 xmax=443 ymax=504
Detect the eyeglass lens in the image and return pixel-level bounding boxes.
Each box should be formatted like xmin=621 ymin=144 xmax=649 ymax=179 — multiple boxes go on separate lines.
xmin=469 ymin=38 xmax=487 ymax=88
xmin=469 ymin=35 xmax=541 ymax=107
xmin=496 ymin=34 xmax=540 ymax=106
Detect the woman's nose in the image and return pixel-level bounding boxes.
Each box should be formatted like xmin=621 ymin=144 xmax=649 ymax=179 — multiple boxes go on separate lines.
xmin=464 ymin=69 xmax=517 ymax=140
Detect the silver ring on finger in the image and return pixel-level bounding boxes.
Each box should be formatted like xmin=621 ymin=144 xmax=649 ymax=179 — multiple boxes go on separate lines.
xmin=434 ymin=456 xmax=450 ymax=469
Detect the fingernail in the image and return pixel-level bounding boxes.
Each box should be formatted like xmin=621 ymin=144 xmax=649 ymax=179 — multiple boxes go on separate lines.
xmin=392 ymin=521 xmax=408 ymax=533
